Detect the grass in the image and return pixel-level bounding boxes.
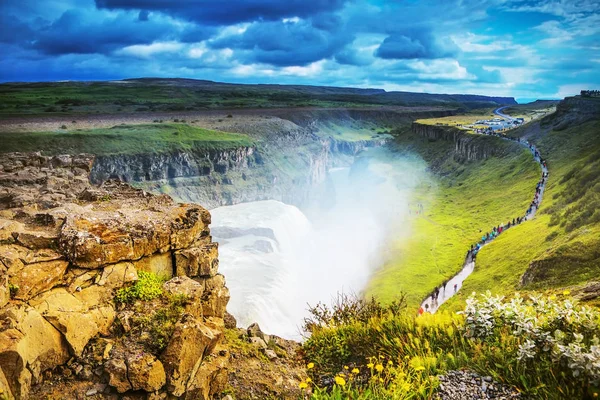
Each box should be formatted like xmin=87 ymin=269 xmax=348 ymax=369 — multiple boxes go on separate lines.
xmin=366 ymin=129 xmax=539 ymax=309
xmin=441 ymin=117 xmax=600 ymax=311
xmin=302 ymin=292 xmax=600 ymax=399
xmin=414 ymin=110 xmax=497 ymax=130
xmin=0 ymin=123 xmax=255 ymax=155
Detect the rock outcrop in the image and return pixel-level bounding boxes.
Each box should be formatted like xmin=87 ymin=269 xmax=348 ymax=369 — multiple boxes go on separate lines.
xmin=411 ymin=123 xmax=521 ymax=162
xmin=0 ymin=152 xmax=230 ymax=399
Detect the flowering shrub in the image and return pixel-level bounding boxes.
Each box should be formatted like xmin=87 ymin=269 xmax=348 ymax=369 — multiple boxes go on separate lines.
xmin=462 ymin=291 xmax=600 ymax=386
xmin=304 ymin=291 xmax=599 ymax=399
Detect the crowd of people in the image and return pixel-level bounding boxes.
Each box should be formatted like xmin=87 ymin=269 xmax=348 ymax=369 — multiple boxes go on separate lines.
xmin=418 ymin=132 xmax=549 ymax=315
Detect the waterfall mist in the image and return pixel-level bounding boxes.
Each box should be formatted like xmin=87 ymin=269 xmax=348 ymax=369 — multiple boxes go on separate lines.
xmin=210 ymin=147 xmax=428 ymax=339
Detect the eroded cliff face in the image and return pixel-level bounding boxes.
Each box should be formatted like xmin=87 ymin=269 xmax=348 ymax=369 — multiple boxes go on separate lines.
xmin=0 ymin=152 xmax=231 ymax=399
xmin=411 ymin=123 xmax=519 ymax=161
xmin=88 ymin=109 xmax=453 ymax=209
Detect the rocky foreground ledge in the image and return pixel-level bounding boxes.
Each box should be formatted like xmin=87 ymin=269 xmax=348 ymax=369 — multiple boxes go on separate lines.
xmin=0 ymin=152 xmax=236 ymax=399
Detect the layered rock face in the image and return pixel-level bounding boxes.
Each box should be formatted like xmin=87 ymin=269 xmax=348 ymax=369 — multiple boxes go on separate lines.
xmin=411 ymin=123 xmax=520 ymax=161
xmin=0 ymin=153 xmax=230 ymax=399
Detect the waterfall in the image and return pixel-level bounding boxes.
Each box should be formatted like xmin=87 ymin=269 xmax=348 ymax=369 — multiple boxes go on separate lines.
xmin=211 ymin=149 xmax=427 ymax=339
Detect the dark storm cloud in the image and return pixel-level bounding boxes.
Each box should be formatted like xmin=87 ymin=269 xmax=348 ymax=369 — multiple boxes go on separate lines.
xmin=95 ymin=0 xmax=348 ymax=25
xmin=211 ymin=19 xmax=352 ymax=66
xmin=30 ymin=10 xmax=171 ymax=54
xmin=376 ymin=29 xmax=457 ymax=60
xmin=21 ymin=9 xmax=212 ymax=55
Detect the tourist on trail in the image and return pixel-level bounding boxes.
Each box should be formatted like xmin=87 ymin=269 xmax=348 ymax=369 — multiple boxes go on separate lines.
xmin=453 ymin=284 xmax=458 ymax=293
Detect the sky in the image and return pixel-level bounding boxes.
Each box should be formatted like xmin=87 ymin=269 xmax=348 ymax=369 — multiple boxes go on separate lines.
xmin=0 ymin=0 xmax=599 ymax=102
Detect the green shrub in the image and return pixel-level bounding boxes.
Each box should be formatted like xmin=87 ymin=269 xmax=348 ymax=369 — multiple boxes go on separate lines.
xmin=115 ymin=271 xmax=164 ymax=304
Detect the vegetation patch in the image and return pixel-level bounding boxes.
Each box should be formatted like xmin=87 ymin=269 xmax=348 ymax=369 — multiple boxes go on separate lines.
xmin=0 ymin=123 xmax=255 ymax=156
xmin=115 ymin=271 xmax=164 ymax=304
xmin=302 ymin=292 xmax=599 ymax=399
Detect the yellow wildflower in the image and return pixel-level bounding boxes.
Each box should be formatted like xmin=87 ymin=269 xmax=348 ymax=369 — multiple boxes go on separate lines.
xmin=549 ymin=294 xmax=557 ymax=301
xmin=344 ymin=365 xmax=349 ymax=370
xmin=404 ymin=355 xmax=410 ymax=359
xmin=563 ymin=290 xmax=571 ymax=296
xmin=379 ymin=378 xmax=384 ymax=383
xmin=352 ymin=368 xmax=360 ymax=374
xmin=367 ymin=362 xmax=374 ymax=369
xmin=307 ymin=362 xmax=315 ymax=369
xmin=306 ymin=378 xmax=312 ymax=383
xmin=334 ymin=376 xmax=346 ymax=386
xmin=375 ymin=364 xmax=384 ymax=372
xmin=387 ymin=360 xmax=393 ymax=365
xmin=402 ymin=383 xmax=411 ymax=391
xmin=414 ymin=366 xmax=425 ymax=371
xmin=299 ymin=382 xmax=308 ymax=389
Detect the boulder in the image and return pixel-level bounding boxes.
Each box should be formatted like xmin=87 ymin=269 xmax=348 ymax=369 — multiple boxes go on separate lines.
xmin=160 ymin=314 xmax=222 ymax=397
xmin=174 ymin=243 xmax=219 ymax=278
xmin=169 ymin=207 xmax=211 ymax=250
xmin=163 ymin=276 xmax=204 ymax=318
xmin=0 ymin=367 xmax=12 ymax=400
xmin=97 ymin=261 xmax=138 ymax=289
xmin=15 ymin=230 xmax=58 ymax=250
xmin=0 ymin=307 xmax=69 ymax=398
xmin=0 ymin=219 xmax=23 ymax=244
xmin=105 ymin=358 xmax=131 ymax=393
xmin=185 ymin=348 xmax=229 ymax=400
xmin=8 ymin=258 xmax=68 ymax=301
xmin=127 ymin=353 xmax=166 ymax=392
xmin=31 ymin=288 xmax=115 ymax=356
xmin=201 ymin=274 xmax=230 ymax=318
xmin=134 ymin=252 xmax=173 ymax=279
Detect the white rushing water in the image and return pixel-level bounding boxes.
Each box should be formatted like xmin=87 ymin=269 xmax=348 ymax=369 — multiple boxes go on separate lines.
xmin=210 ymin=150 xmax=427 ymax=339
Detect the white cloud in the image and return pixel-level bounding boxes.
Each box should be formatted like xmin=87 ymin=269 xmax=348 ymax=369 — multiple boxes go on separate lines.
xmin=118 ymin=41 xmax=183 ymax=58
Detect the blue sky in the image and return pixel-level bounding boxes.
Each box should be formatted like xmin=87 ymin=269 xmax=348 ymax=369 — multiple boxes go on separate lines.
xmin=1 ymin=0 xmax=598 ymax=101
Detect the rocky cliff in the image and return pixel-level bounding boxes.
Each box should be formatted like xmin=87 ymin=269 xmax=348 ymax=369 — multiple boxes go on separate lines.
xmin=87 ymin=109 xmax=453 ymax=209
xmin=0 ymin=152 xmax=231 ymax=399
xmin=411 ymin=122 xmax=520 ymax=161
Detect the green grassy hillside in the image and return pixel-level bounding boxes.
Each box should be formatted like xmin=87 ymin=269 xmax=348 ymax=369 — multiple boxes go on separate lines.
xmin=0 ymin=78 xmax=514 ymax=117
xmin=366 ymin=127 xmax=539 ymax=308
xmin=444 ymin=103 xmax=600 ymax=310
xmin=0 ymin=123 xmax=254 ymax=155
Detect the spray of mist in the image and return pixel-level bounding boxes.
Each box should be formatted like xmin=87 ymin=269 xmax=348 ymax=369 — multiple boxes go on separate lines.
xmin=210 ymin=147 xmax=429 ymax=339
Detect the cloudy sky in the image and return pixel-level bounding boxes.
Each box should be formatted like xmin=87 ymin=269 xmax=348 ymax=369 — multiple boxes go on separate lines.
xmin=1 ymin=0 xmax=599 ymax=101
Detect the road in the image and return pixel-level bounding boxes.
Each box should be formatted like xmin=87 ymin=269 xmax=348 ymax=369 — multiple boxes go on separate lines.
xmin=493 ymin=106 xmax=516 ymax=122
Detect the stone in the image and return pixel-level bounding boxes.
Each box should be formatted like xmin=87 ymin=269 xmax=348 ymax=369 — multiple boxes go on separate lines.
xmin=15 ymin=230 xmax=58 ymax=250
xmin=32 ymin=288 xmax=115 ymax=356
xmin=0 ymin=307 xmax=69 ymax=399
xmin=262 ymin=349 xmax=278 ymax=360
xmin=223 ymin=311 xmax=237 ymax=329
xmin=160 ymin=314 xmax=222 ymax=397
xmin=127 ymin=353 xmax=166 ymax=392
xmin=0 ymin=219 xmax=23 ymax=244
xmin=184 ymin=347 xmax=229 ymax=400
xmin=97 ymin=261 xmax=138 ymax=289
xmin=134 ymin=252 xmax=173 ymax=279
xmin=200 ymin=274 xmax=230 ymax=318
xmin=174 ymin=243 xmax=219 ymax=278
xmin=85 ymin=388 xmax=98 ymax=396
xmin=169 ymin=207 xmax=211 ymax=250
xmin=0 ymin=265 xmax=8 ymax=308
xmin=8 ymin=258 xmax=68 ymax=300
xmin=249 ymin=337 xmax=267 ymax=349
xmin=163 ymin=276 xmax=204 ymax=318
xmin=105 ymin=358 xmax=131 ymax=393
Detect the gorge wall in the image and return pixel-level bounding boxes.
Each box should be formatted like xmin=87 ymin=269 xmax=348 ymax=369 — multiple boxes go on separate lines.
xmin=411 ymin=122 xmax=522 ymax=162
xmin=89 ymin=108 xmax=450 ymax=209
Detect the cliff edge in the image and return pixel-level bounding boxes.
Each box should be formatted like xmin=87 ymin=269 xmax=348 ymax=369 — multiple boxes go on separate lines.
xmin=0 ymin=152 xmax=231 ymax=399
